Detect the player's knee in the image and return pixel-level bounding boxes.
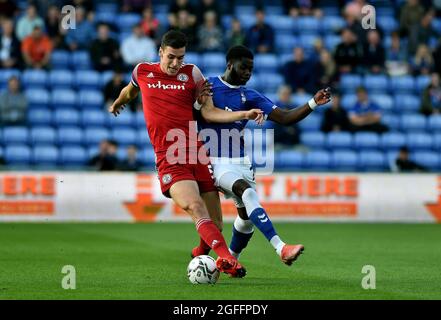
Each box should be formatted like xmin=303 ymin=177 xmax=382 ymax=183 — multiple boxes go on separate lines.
xmin=185 ymin=199 xmax=207 ymax=218
xmin=232 ymin=179 xmax=251 ymax=198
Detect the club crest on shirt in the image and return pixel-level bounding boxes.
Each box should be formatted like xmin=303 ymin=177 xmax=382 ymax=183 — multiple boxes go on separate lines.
xmin=177 ymin=73 xmax=189 ymax=82
xmin=162 ymin=174 xmax=172 ymax=184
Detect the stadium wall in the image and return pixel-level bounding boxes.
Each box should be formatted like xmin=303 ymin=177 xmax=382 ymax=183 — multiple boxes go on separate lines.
xmin=0 ymin=172 xmax=439 ymax=223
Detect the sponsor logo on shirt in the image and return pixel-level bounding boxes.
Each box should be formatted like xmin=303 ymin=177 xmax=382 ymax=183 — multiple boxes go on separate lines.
xmin=147 ymin=81 xmax=185 ymax=90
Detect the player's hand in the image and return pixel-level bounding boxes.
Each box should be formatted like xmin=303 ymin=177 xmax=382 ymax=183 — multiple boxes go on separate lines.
xmin=313 ymin=87 xmax=332 ymax=106
xmin=245 ymin=109 xmax=264 ymax=125
xmin=108 ymin=104 xmax=125 ymax=117
xmin=197 ymin=80 xmax=213 ymax=105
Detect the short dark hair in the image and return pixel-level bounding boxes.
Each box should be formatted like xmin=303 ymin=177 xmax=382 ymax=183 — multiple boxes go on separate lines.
xmin=356 ymin=86 xmax=367 ymax=94
xmin=161 ymin=30 xmax=187 ymax=49
xmin=226 ymin=45 xmax=254 ymax=63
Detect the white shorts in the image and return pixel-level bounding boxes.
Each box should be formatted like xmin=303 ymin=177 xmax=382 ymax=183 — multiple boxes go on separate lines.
xmin=210 ymin=156 xmax=256 ymax=208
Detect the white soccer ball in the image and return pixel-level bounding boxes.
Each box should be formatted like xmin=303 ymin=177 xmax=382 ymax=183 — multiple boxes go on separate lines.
xmin=187 ymin=255 xmax=220 ymax=284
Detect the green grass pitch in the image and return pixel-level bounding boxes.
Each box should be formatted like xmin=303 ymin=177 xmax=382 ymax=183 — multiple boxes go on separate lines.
xmin=0 ymin=223 xmax=440 ymax=300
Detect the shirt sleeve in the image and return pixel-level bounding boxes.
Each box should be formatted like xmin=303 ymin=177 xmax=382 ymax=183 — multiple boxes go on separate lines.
xmin=245 ymin=89 xmax=278 ymax=118
xmin=192 ymin=64 xmax=206 ymax=100
xmin=131 ymin=63 xmax=141 ymax=88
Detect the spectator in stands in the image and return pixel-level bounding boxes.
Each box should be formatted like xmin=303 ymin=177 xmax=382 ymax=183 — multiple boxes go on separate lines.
xmin=0 ymin=0 xmax=18 ymax=21
xmin=21 ymin=25 xmax=53 ymax=69
xmin=197 ymin=11 xmax=224 ymax=52
xmin=408 ymin=10 xmax=438 ymax=55
xmin=0 ymin=76 xmax=27 ymax=126
xmin=282 ymin=47 xmax=315 ymax=93
xmin=411 ymin=44 xmax=434 ymax=75
xmin=344 ymin=0 xmax=366 ymax=19
xmin=195 ymin=0 xmax=221 ymax=25
xmin=385 ymin=31 xmax=409 ymax=76
xmin=168 ymin=0 xmax=196 ymax=28
xmin=44 ymin=5 xmax=65 ymax=49
xmin=334 ymin=28 xmax=363 ymax=76
xmin=140 ymin=7 xmax=160 ymax=43
xmin=72 ymin=0 xmax=95 ymax=19
xmin=343 ymin=2 xmax=369 ymax=46
xmin=399 ymin=0 xmax=426 ymax=38
xmin=65 ymin=6 xmax=95 ymax=51
xmin=362 ymin=30 xmax=385 ymax=74
xmin=0 ymin=19 xmax=21 ymax=69
xmin=122 ymin=0 xmax=151 ymax=13
xmin=283 ymin=0 xmax=322 ymax=17
xmin=420 ymin=73 xmax=441 ymax=115
xmin=434 ymin=40 xmax=441 ymax=76
xmin=89 ymin=23 xmax=122 ymax=72
xmin=349 ymin=86 xmax=388 ymax=133
xmin=395 ymin=146 xmax=428 ymax=172
xmin=320 ymin=94 xmax=351 ymax=133
xmin=120 ymin=145 xmax=142 ymax=171
xmin=121 ymin=24 xmax=157 ymax=68
xmin=104 ymin=70 xmax=139 ymax=112
xmin=15 ymin=4 xmax=44 ymax=41
xmin=273 ymin=85 xmax=300 ymax=148
xmin=168 ymin=10 xmax=198 ymax=51
xmin=245 ymin=9 xmax=274 ymax=54
xmin=225 ymin=18 xmax=246 ymax=48
xmin=89 ymin=139 xmax=119 ymax=171
xmin=315 ymin=49 xmax=336 ymax=90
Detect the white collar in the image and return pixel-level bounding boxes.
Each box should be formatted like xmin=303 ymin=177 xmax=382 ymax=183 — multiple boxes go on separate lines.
xmin=217 ymin=76 xmax=241 ymax=89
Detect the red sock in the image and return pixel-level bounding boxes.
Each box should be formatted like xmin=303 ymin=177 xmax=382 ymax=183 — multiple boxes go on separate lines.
xmin=196 ymin=218 xmax=232 ymax=259
xmin=199 ymin=237 xmax=211 ymax=251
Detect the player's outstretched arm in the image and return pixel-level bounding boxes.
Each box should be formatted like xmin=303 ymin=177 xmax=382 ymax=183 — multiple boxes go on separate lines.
xmin=200 ymin=96 xmax=264 ymax=124
xmin=268 ymin=87 xmax=331 ymax=125
xmin=108 ymin=82 xmax=140 ymax=117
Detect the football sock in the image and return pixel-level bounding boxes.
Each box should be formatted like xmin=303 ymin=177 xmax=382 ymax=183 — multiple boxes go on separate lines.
xmin=199 ymin=237 xmax=211 ymax=252
xmin=229 ymin=216 xmax=254 ymax=259
xmin=196 ymin=218 xmax=232 ymax=259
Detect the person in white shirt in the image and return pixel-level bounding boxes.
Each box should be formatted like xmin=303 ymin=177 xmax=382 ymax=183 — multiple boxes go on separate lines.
xmin=121 ymin=24 xmax=157 ymax=68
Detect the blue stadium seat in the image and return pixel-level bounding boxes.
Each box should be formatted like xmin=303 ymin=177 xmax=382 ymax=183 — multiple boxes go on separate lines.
xmin=28 ymin=108 xmax=52 ymax=126
xmin=326 ymin=132 xmax=353 ymax=149
xmin=184 ymin=52 xmax=200 ymax=66
xmin=60 ymin=146 xmax=87 ymax=165
xmin=32 ymin=145 xmax=59 ymax=165
xmin=107 ymin=111 xmax=134 ymax=127
xmin=5 ymin=144 xmax=31 ymax=165
xmin=78 ymin=90 xmax=104 ymax=109
xmin=323 ymin=34 xmax=341 ymax=51
xmin=81 ymin=110 xmax=107 ymax=127
xmin=380 ymin=132 xmax=406 ymax=150
xmin=400 ymin=114 xmax=426 ymax=132
xmin=74 ymin=70 xmax=101 ymax=90
xmin=412 ymin=151 xmax=439 ymax=170
xmin=381 ymin=114 xmax=400 ymax=131
xmin=353 ymin=132 xmax=380 ymax=150
xmin=201 ymin=52 xmax=224 ymax=71
xmin=57 ymin=127 xmax=84 ymax=145
xmin=49 ymin=70 xmax=74 ymax=89
xmin=363 ymin=75 xmax=389 ymax=93
xmin=433 ymin=134 xmax=441 ymax=150
xmin=428 ymin=115 xmax=441 ymax=132
xmin=110 ymin=127 xmax=137 ymax=145
xmin=298 ymin=113 xmax=321 ymax=131
xmin=135 ymin=111 xmax=145 ymax=128
xmin=50 ymin=50 xmax=70 ymax=69
xmin=358 ymin=150 xmax=386 ymax=171
xmin=22 ymin=70 xmax=48 ymax=88
xmin=371 ymin=94 xmax=393 ymax=111
xmin=275 ymin=34 xmax=298 ymax=53
xmin=139 ymin=147 xmax=156 ymax=166
xmin=255 ymin=73 xmax=283 ymax=92
xmin=244 ymin=75 xmax=260 ymax=91
xmin=377 ymin=16 xmax=399 ymax=33
xmin=321 ymin=16 xmax=345 ymax=34
xmin=297 ymin=17 xmax=320 ymax=34
xmin=416 ymin=75 xmax=431 ymax=93
xmin=234 ymin=5 xmax=255 ymax=15
xmin=305 ymin=150 xmax=331 ymax=170
xmin=137 ymin=128 xmax=151 ymax=147
xmin=393 ymin=94 xmax=420 ymax=113
xmin=390 ymin=76 xmax=415 ymax=93
xmin=275 ymin=150 xmax=304 ymax=169
xmin=340 ymin=74 xmax=362 ymax=93
xmin=84 ymin=127 xmax=110 ymax=145
xmin=254 ymin=54 xmax=278 ymax=73
xmin=95 ymin=11 xmax=117 ymax=24
xmin=331 ymin=150 xmax=358 ymax=171
xmin=54 ymin=109 xmax=80 ymax=127
xmin=96 ymin=2 xmax=118 ymax=13
xmin=292 ymin=93 xmax=311 ymax=107
xmin=3 ymin=127 xmax=28 ymax=144
xmin=25 ymin=88 xmax=50 ymax=108
xmin=0 ymin=69 xmax=20 ymax=85
xmin=87 ymin=145 xmax=99 ymax=159
xmin=265 ymin=15 xmax=295 ymax=33
xmin=298 ymin=34 xmax=320 ymax=50
xmin=341 ymin=94 xmax=357 ymax=109
xmin=71 ymin=51 xmax=92 ymax=70
xmin=100 ymin=71 xmax=114 ymax=87
xmin=377 ymin=7 xmax=395 ymax=17
xmin=300 ymin=132 xmax=325 ymax=148
xmin=51 ymin=89 xmax=77 ymax=109
xmin=116 ymin=13 xmax=142 ymax=31
xmin=30 ymin=126 xmax=56 ymax=145
xmin=264 ymin=5 xmax=284 ymax=15
xmin=406 ymin=132 xmax=433 ymax=150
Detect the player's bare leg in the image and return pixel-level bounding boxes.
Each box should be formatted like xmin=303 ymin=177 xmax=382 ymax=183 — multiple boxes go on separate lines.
xmin=169 ymin=180 xmax=246 ymax=277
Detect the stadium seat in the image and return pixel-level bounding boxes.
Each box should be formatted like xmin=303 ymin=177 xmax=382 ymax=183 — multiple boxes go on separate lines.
xmin=234 ymin=5 xmax=255 ymax=15
xmin=110 ymin=127 xmax=137 ymax=145
xmin=412 ymin=151 xmax=440 ymax=170
xmin=380 ymin=132 xmax=406 ymax=150
xmin=341 ymin=94 xmax=357 ymax=109
xmin=50 ymin=50 xmax=70 ymax=69
xmin=48 ymin=70 xmax=74 ymax=89
xmin=274 ymin=150 xmax=304 ymax=169
xmin=300 ymin=132 xmax=325 ymax=148
xmin=416 ymin=75 xmax=431 ymax=93
xmin=25 ymin=88 xmax=50 ymax=108
xmin=363 ymin=75 xmax=389 ymax=93
xmin=57 ymin=127 xmax=84 ymax=145
xmin=100 ymin=71 xmax=114 ymax=87
xmin=54 ymin=109 xmax=80 ymax=126
xmin=381 ymin=114 xmax=400 ymax=131
xmin=32 ymin=145 xmax=59 ymax=165
xmin=264 ymin=5 xmax=284 ymax=15
xmin=201 ymin=52 xmax=224 ymax=71
xmin=358 ymin=150 xmax=386 ymax=171
xmin=74 ymin=70 xmax=101 ymax=90
xmin=116 ymin=13 xmax=142 ymax=31
xmin=59 ymin=146 xmax=87 ymax=165
xmin=321 ymin=16 xmax=345 ymax=34
xmin=84 ymin=127 xmax=110 ymax=145
xmin=71 ymin=51 xmax=92 ymax=70
xmin=297 ymin=17 xmax=320 ymax=34
xmin=107 ymin=111 xmax=134 ymax=128
xmin=432 ymin=134 xmax=441 ymax=150
xmin=135 ymin=111 xmax=146 ymax=128
xmin=326 ymin=132 xmax=353 ymax=149
xmin=0 ymin=69 xmax=20 ymax=85
xmin=265 ymin=15 xmax=295 ymax=34
xmin=51 ymin=89 xmax=77 ymax=109
xmin=298 ymin=34 xmax=319 ymax=50
xmin=406 ymin=132 xmax=433 ymax=150
xmin=78 ymin=90 xmax=104 ymax=109
xmin=331 ymin=150 xmax=358 ymax=171
xmin=139 ymin=147 xmax=156 ymax=166
xmin=275 ymin=34 xmax=298 ymax=53
xmin=292 ymin=93 xmax=311 ymax=107
xmin=3 ymin=127 xmax=28 ymax=144
xmin=400 ymin=114 xmax=426 ymax=132
xmin=30 ymin=127 xmax=56 ymax=145
xmin=340 ymin=74 xmax=362 ymax=93
xmin=244 ymin=75 xmax=260 ymax=91
xmin=255 ymin=73 xmax=283 ymax=92
xmin=137 ymin=128 xmax=151 ymax=147
xmin=428 ymin=115 xmax=441 ymax=132
xmin=22 ymin=69 xmax=48 ymax=88
xmin=254 ymin=54 xmax=278 ymax=73
xmin=95 ymin=11 xmax=117 ymax=24
xmin=377 ymin=16 xmax=399 ymax=33
xmin=323 ymin=34 xmax=341 ymax=51
xmin=184 ymin=52 xmax=200 ymax=66
xmin=298 ymin=113 xmax=321 ymax=131
xmin=389 ymin=76 xmax=415 ymax=93
xmin=28 ymin=108 xmax=52 ymax=126
xmin=353 ymin=132 xmax=380 ymax=150
xmin=4 ymin=144 xmax=31 ymax=165
xmin=393 ymin=94 xmax=420 ymax=113
xmin=371 ymin=94 xmax=393 ymax=111
xmin=81 ymin=110 xmax=107 ymax=127
xmin=305 ymin=150 xmax=331 ymax=170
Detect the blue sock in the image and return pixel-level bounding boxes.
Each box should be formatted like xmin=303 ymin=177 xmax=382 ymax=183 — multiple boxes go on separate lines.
xmin=249 ymin=208 xmax=277 ymax=242
xmin=230 ymin=226 xmax=253 ymax=255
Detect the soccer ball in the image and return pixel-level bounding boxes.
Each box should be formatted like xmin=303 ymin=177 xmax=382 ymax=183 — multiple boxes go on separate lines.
xmin=187 ymin=255 xmax=220 ymax=284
